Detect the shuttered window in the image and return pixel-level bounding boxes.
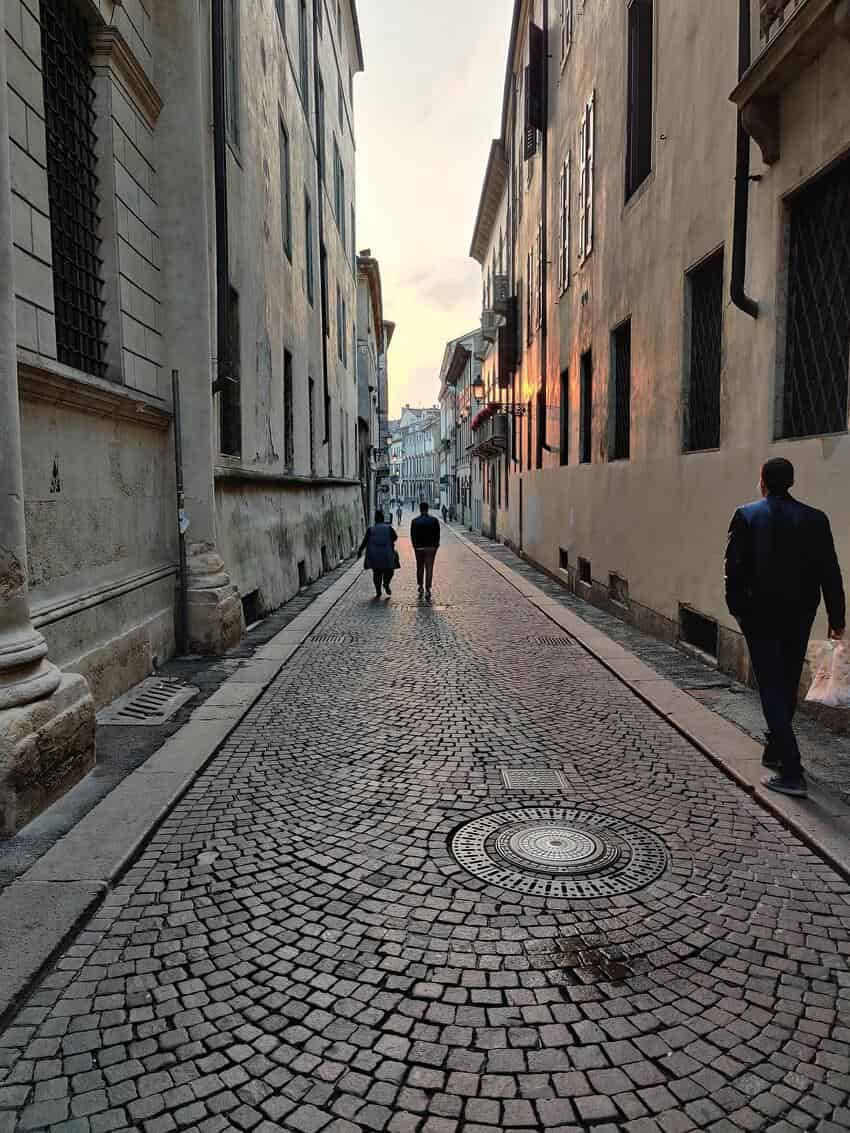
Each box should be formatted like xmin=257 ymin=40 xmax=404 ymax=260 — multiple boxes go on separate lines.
xmin=578 ymin=93 xmax=595 ymax=263
xmin=558 ymin=156 xmax=570 ymax=293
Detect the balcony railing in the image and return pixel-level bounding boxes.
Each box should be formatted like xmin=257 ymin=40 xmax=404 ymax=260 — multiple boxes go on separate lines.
xmin=472 ymin=412 xmax=508 ymax=458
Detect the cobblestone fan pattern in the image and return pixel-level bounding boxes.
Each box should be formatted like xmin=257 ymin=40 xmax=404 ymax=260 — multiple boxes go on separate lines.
xmin=2 ymin=532 xmax=850 ymax=1132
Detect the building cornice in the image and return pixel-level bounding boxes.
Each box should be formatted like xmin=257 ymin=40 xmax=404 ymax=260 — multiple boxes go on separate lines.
xmin=18 ymin=356 xmax=172 ymax=431
xmin=470 ymin=140 xmax=509 ymax=264
xmin=90 ymin=28 xmax=163 ymax=129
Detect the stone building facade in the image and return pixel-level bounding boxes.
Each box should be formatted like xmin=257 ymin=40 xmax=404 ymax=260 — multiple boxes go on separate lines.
xmin=437 ymin=329 xmax=484 ymax=528
xmin=0 ymin=0 xmax=366 ymax=833
xmin=356 ymin=252 xmax=393 ymax=521
xmin=469 ymin=0 xmax=850 ymax=681
xmin=396 ymin=405 xmax=440 ymax=507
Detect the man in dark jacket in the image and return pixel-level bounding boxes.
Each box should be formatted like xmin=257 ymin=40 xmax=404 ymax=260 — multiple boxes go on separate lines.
xmin=410 ymin=501 xmax=441 ymax=599
xmin=725 ymin=458 xmax=845 ymax=798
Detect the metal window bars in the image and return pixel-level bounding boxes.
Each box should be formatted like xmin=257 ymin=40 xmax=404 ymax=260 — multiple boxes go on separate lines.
xmin=685 ymin=250 xmax=723 ymax=451
xmin=782 ymin=158 xmax=850 ymax=439
xmin=40 ymin=0 xmax=106 ymax=378
xmin=612 ymin=321 xmax=631 ymax=460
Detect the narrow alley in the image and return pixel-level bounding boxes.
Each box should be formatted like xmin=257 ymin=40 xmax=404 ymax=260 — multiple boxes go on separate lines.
xmin=2 ymin=527 xmax=848 ymax=1133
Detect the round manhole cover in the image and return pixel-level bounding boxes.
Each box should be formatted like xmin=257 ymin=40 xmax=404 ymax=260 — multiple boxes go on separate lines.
xmin=450 ymin=807 xmax=668 ymax=898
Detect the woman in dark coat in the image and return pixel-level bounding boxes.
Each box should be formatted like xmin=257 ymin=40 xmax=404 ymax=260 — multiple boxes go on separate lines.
xmin=358 ymin=510 xmax=398 ymax=598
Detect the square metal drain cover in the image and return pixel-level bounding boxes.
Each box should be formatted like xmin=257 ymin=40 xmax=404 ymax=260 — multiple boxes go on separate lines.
xmin=501 ymin=769 xmax=569 ymax=790
xmin=308 ymin=633 xmax=355 ymax=645
xmin=97 ymin=678 xmax=199 ymax=726
xmin=529 ymin=635 xmax=573 ymax=646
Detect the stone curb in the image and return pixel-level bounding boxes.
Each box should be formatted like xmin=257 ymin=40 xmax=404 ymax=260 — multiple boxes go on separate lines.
xmin=0 ymin=558 xmax=365 ymax=1026
xmin=453 ymin=528 xmax=850 ymax=883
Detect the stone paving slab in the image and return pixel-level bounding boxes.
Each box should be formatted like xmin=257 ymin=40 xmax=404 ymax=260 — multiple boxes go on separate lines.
xmin=1 ymin=526 xmax=849 ymax=1132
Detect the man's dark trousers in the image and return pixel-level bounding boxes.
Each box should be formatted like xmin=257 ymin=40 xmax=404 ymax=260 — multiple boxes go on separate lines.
xmin=415 ymin=548 xmax=437 ymax=592
xmin=742 ymin=616 xmax=812 ymax=779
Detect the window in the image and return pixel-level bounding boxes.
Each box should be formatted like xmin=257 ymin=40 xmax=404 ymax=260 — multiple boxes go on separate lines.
xmin=298 ymin=0 xmax=310 ymax=109
xmin=580 ymin=349 xmax=593 ymax=463
xmin=342 ymin=298 xmax=348 ymax=365
xmin=220 ymin=287 xmax=241 ymax=455
xmin=535 ymin=388 xmax=544 ymax=469
xmin=560 ymin=0 xmax=573 ymax=67
xmin=326 ymin=393 xmax=333 ymax=474
xmin=305 ymin=190 xmax=314 ymax=304
xmin=337 ymin=284 xmax=344 ymax=361
xmin=626 ymin=0 xmax=653 ymax=200
xmin=526 ymin=250 xmax=533 ymax=344
xmin=308 ymin=376 xmax=316 ymax=472
xmin=526 ymin=400 xmax=532 ymax=470
xmin=559 ymin=548 xmax=569 ymax=572
xmin=558 ymin=155 xmax=571 ymax=293
xmin=679 ymin=606 xmax=719 ymax=659
xmin=338 ymin=75 xmax=345 ymax=126
xmin=578 ymin=93 xmax=595 ymax=263
xmin=536 ymin=222 xmax=544 ymax=327
xmin=333 ymin=139 xmax=345 ymax=234
xmin=224 ymin=0 xmax=240 ymax=147
xmin=559 ymin=369 xmax=569 ymax=465
xmin=280 ymin=120 xmax=292 ymax=260
xmin=781 ymin=159 xmax=850 ymax=439
xmin=315 ymin=0 xmax=322 ymax=36
xmin=684 ymin=250 xmax=723 ymax=451
xmin=340 ymin=406 xmax=345 ymax=475
xmin=317 ymin=77 xmax=326 ymax=184
xmin=611 ymin=320 xmax=631 ymax=460
xmin=320 ymin=244 xmax=329 ymax=334
xmin=40 ymin=0 xmax=106 ymax=377
xmin=275 ymin=0 xmax=284 ymax=35
xmin=284 ymin=350 xmax=294 ymax=468
xmin=351 ymin=204 xmax=356 ymax=271
xmin=578 ymin=556 xmax=591 ymax=585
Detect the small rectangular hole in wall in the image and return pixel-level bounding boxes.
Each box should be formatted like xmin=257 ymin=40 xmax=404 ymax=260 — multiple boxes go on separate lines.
xmin=609 ymin=573 xmax=629 ymax=607
xmin=348 ymin=526 xmax=354 ymax=552
xmin=578 ymin=557 xmax=591 ymax=585
xmin=559 ymin=547 xmax=569 ymax=572
xmin=297 ymin=560 xmax=307 ymax=588
xmin=242 ymin=589 xmax=261 ymax=627
xmin=321 ymin=544 xmax=330 ymax=572
xmin=679 ymin=605 xmax=718 ymax=658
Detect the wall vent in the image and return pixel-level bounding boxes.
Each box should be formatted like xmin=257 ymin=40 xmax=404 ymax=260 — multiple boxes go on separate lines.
xmin=578 ymin=557 xmax=592 ymax=585
xmin=609 ymin=573 xmax=629 ymax=607
xmin=679 ymin=605 xmax=718 ymax=659
xmin=98 ymin=678 xmax=199 ymax=727
xmin=559 ymin=547 xmax=569 ymax=572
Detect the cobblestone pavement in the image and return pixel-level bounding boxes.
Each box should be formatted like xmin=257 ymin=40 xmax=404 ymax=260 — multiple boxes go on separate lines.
xmin=2 ymin=530 xmax=850 ymax=1133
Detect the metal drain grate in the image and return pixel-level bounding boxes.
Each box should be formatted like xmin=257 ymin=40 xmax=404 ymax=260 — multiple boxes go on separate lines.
xmin=308 ymin=633 xmax=355 ymax=645
xmin=529 ymin=635 xmax=573 ymax=646
xmin=97 ymin=678 xmax=199 ymax=726
xmin=501 ymin=769 xmax=568 ymax=790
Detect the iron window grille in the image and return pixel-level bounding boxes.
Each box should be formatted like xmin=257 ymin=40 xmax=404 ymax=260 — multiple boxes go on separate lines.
xmin=280 ymin=121 xmax=292 ymax=260
xmin=559 ymin=369 xmax=569 ymax=465
xmin=781 ymin=158 xmax=850 ymax=439
xmin=611 ymin=320 xmax=632 ymax=460
xmin=308 ymin=377 xmax=316 ymax=472
xmin=284 ymin=350 xmax=294 ymax=468
xmin=40 ymin=0 xmax=106 ymax=378
xmin=580 ymin=350 xmax=593 ymax=463
xmin=684 ymin=249 xmax=723 ymax=451
xmin=305 ymin=190 xmax=314 ymax=304
xmin=220 ymin=287 xmax=241 ymax=455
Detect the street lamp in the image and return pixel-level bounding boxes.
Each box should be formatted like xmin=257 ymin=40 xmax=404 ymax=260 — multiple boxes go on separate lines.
xmin=470 ymin=374 xmax=527 ymax=416
xmin=472 ymin=376 xmax=485 ymax=400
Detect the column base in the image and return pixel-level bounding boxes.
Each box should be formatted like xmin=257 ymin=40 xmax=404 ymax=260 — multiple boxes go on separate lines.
xmin=186 ymin=584 xmax=244 ymax=655
xmin=0 ymin=673 xmax=96 ymax=837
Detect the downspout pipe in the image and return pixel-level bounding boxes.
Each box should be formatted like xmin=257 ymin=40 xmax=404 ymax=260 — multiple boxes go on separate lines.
xmin=731 ymin=0 xmax=759 ymax=319
xmin=313 ymin=1 xmax=330 ymax=445
xmin=211 ymin=0 xmax=232 ymax=391
xmin=539 ymin=0 xmax=552 ymax=454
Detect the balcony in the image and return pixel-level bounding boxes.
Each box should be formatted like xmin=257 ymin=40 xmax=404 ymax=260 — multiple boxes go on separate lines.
xmin=471 ymin=411 xmax=508 ymax=458
xmin=731 ymin=0 xmax=850 ymax=164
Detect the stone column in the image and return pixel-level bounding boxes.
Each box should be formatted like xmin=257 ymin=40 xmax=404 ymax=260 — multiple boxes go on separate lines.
xmin=0 ymin=7 xmax=95 ymax=835
xmin=154 ymin=0 xmax=243 ymax=654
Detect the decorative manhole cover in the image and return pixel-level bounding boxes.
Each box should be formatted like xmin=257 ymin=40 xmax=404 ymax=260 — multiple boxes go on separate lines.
xmin=501 ymin=769 xmax=568 ymax=790
xmin=450 ymin=807 xmax=668 ymax=898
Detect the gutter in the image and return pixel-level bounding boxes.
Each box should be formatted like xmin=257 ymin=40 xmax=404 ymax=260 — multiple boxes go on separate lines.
xmin=313 ymin=2 xmax=331 ymax=444
xmin=731 ymin=0 xmax=759 ymax=319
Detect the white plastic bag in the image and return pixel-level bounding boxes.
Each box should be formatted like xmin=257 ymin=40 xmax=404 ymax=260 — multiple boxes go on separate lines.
xmin=805 ymin=641 xmax=850 ymax=708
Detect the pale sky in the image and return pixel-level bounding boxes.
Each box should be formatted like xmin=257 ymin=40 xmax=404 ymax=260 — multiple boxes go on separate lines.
xmin=354 ymin=0 xmax=514 ymax=417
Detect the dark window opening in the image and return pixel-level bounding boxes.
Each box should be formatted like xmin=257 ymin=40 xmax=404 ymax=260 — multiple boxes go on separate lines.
xmin=526 ymin=399 xmax=533 ymax=471
xmin=611 ymin=320 xmax=631 ymax=460
xmin=298 ymin=0 xmax=310 ymax=108
xmin=559 ymin=369 xmax=569 ymax=465
xmin=321 ymin=544 xmax=329 ymax=573
xmin=274 ymin=0 xmax=284 ymax=34
xmin=535 ymin=389 xmax=544 ymax=469
xmin=242 ymin=589 xmax=261 ymax=627
xmin=317 ymin=77 xmax=326 ymax=184
xmin=305 ymin=190 xmax=314 ymax=304
xmin=283 ymin=349 xmax=294 ymax=468
xmin=280 ymin=120 xmax=291 ymax=259
xmin=685 ymin=249 xmax=723 ymax=451
xmin=782 ymin=158 xmax=850 ymax=438
xmin=220 ymin=287 xmax=241 ymax=455
xmin=609 ymin=573 xmax=629 ymax=607
xmin=679 ymin=605 xmax=718 ymax=658
xmin=297 ymin=559 xmax=307 ymax=588
xmin=578 ymin=556 xmax=592 ymax=585
xmin=580 ymin=350 xmax=593 ymax=463
xmin=224 ymin=0 xmax=240 ymax=147
xmin=40 ymin=0 xmax=107 ymax=377
xmin=308 ymin=376 xmax=316 ymax=472
xmin=326 ymin=392 xmax=333 ymax=475
xmin=559 ymin=547 xmax=569 ymax=572
xmin=626 ymin=0 xmax=653 ymax=199
xmin=320 ymin=244 xmax=329 ymax=333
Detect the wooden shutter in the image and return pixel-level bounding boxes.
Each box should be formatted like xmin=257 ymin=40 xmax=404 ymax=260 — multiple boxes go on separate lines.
xmin=564 ymin=154 xmax=571 ymax=286
xmin=586 ymin=93 xmax=595 ymax=258
xmin=557 ymin=164 xmax=565 ymax=291
xmin=578 ymin=106 xmax=587 ymax=264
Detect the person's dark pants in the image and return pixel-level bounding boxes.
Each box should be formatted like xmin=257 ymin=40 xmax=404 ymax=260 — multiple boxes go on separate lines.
xmin=372 ymin=569 xmax=393 ymax=596
xmin=743 ymin=618 xmax=812 ymax=781
xmin=415 ymin=548 xmax=437 ymax=591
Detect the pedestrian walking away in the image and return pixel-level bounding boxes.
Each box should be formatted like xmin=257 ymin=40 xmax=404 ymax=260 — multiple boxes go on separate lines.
xmin=358 ymin=509 xmax=398 ymax=598
xmin=410 ymin=500 xmax=441 ymax=598
xmin=725 ymin=457 xmax=846 ymax=799
xmin=441 ymin=504 xmax=448 ymax=523
xmin=396 ymin=505 xmax=402 ymax=526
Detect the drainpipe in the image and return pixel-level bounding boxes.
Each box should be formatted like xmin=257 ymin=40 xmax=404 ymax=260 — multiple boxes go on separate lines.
xmin=731 ymin=0 xmax=759 ymax=319
xmin=539 ymin=0 xmax=552 ymax=454
xmin=211 ymin=0 xmax=232 ymax=390
xmin=313 ymin=2 xmax=330 ymax=445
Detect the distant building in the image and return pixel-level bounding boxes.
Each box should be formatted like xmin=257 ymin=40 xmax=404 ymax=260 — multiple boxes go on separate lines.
xmin=437 ymin=331 xmax=484 ymax=528
xmin=356 ymin=254 xmax=394 ymax=520
xmin=396 ymin=406 xmax=440 ymax=505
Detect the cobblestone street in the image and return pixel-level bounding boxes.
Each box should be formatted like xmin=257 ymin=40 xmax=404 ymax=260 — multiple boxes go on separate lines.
xmin=2 ymin=527 xmax=850 ymax=1133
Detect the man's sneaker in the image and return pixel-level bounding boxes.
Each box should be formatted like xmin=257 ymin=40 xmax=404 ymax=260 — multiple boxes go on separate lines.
xmin=425 ymin=589 xmax=432 ymax=600
xmin=384 ymin=586 xmax=392 ymax=596
xmin=763 ymin=774 xmax=808 ymax=799
xmin=417 ymin=585 xmax=424 ymax=594
xmin=761 ymin=751 xmax=782 ymax=771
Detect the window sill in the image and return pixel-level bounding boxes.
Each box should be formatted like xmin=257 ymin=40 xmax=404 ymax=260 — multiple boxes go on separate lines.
xmin=214 ymin=465 xmax=362 ymax=488
xmin=772 ymin=428 xmax=849 ymax=442
xmin=682 ymin=445 xmax=722 ymax=455
xmin=17 ymin=352 xmax=171 ymax=431
xmin=623 ymin=170 xmax=655 ymax=214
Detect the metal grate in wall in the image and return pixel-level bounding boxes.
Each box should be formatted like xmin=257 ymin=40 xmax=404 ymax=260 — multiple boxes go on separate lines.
xmin=685 ymin=250 xmax=723 ymax=451
xmin=40 ymin=0 xmax=107 ymax=377
xmin=782 ymin=159 xmax=850 ymax=439
xmin=611 ymin=321 xmax=631 ymax=460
